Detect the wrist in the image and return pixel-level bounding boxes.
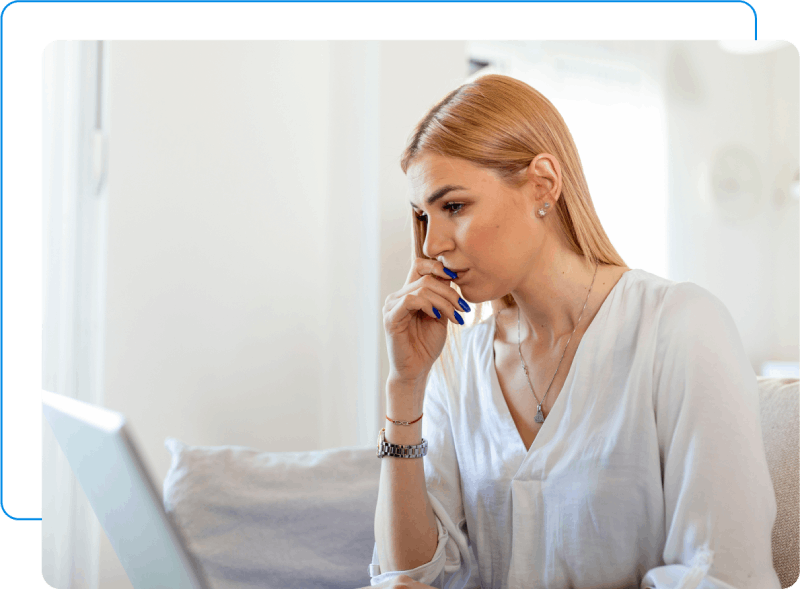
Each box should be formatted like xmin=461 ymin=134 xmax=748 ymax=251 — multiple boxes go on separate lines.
xmin=386 ymin=373 xmax=427 ymax=405
xmin=386 ymin=370 xmax=428 ymax=392
xmin=385 ymin=395 xmax=424 ymax=421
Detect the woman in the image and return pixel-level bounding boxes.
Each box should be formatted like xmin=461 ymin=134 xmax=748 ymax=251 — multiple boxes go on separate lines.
xmin=370 ymin=74 xmax=779 ymax=589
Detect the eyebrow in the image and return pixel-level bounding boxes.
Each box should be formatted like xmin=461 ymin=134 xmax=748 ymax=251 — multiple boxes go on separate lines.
xmin=410 ymin=184 xmax=467 ymax=209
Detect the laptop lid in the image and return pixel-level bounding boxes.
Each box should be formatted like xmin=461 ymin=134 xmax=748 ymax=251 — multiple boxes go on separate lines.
xmin=42 ymin=390 xmax=211 ymax=589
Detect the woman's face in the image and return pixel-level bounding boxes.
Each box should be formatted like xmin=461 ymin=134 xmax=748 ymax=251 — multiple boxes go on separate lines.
xmin=407 ymin=153 xmax=546 ymax=304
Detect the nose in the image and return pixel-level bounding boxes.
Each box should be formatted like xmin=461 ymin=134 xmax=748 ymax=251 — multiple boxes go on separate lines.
xmin=422 ymin=219 xmax=453 ymax=259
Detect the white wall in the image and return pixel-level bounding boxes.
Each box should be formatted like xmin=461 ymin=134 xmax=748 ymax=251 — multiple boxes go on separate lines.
xmin=663 ymin=41 xmax=799 ymax=369
xmin=97 ymin=40 xmax=467 ymax=588
xmin=769 ymin=45 xmax=800 ymax=363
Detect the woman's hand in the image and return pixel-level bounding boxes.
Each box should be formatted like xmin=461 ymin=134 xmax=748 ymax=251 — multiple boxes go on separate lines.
xmin=383 ymin=258 xmax=468 ymax=387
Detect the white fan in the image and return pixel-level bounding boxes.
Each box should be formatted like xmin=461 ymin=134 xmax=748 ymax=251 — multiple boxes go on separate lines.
xmin=710 ymin=146 xmax=762 ymax=221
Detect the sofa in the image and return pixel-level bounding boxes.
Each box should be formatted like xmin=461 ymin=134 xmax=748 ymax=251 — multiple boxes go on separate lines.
xmin=162 ymin=377 xmax=799 ymax=589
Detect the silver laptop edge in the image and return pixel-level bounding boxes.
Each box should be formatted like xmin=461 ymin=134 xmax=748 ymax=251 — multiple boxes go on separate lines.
xmin=42 ymin=390 xmax=212 ymax=589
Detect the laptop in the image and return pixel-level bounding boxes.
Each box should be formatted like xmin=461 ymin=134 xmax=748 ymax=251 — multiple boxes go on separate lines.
xmin=42 ymin=390 xmax=212 ymax=589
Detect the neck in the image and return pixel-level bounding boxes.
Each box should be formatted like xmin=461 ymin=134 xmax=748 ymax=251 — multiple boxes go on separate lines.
xmin=507 ymin=243 xmax=599 ymax=350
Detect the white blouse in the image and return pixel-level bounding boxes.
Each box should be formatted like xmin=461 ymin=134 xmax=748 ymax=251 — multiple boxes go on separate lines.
xmin=369 ymin=269 xmax=780 ymax=589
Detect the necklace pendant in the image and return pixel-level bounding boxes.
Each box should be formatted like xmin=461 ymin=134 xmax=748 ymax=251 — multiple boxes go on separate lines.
xmin=534 ymin=405 xmax=545 ymax=423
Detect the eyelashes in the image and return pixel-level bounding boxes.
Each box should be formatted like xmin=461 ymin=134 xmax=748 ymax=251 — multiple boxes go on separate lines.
xmin=414 ymin=202 xmax=464 ymax=222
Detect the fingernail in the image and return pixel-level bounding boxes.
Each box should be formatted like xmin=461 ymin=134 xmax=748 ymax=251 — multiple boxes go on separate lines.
xmin=443 ymin=268 xmax=458 ymax=279
xmin=458 ymin=298 xmax=471 ymax=312
xmin=432 ymin=307 xmax=441 ymax=319
xmin=454 ymin=311 xmax=464 ymax=325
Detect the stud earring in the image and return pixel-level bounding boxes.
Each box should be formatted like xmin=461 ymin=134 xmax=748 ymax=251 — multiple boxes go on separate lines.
xmin=537 ymin=202 xmax=550 ymax=217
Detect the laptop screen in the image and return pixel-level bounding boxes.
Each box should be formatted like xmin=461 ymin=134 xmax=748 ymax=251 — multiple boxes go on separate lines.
xmin=42 ymin=390 xmax=211 ymax=589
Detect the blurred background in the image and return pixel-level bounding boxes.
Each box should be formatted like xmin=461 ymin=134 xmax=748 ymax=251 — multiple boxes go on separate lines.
xmin=42 ymin=41 xmax=798 ymax=589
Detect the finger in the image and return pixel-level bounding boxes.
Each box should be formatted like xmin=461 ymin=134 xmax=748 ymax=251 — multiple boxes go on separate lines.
xmin=406 ymin=257 xmax=459 ymax=285
xmin=384 ymin=275 xmax=469 ymax=325
xmin=408 ymin=285 xmax=464 ymax=326
xmin=383 ymin=293 xmax=443 ymax=332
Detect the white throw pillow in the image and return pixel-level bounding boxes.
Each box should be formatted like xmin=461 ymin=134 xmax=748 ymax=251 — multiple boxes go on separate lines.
xmin=162 ymin=438 xmax=381 ymax=589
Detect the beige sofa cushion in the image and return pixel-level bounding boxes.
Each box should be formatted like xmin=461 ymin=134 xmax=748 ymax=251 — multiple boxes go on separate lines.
xmin=758 ymin=376 xmax=799 ymax=588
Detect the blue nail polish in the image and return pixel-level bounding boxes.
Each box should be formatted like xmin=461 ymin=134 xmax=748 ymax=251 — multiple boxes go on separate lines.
xmin=458 ymin=298 xmax=471 ymax=312
xmin=443 ymin=268 xmax=458 ymax=279
xmin=432 ymin=307 xmax=441 ymax=319
xmin=454 ymin=310 xmax=464 ymax=325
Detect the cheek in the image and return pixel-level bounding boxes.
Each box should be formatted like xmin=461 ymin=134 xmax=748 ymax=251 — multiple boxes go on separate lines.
xmin=459 ymin=220 xmax=500 ymax=255
xmin=460 ymin=223 xmax=513 ymax=273
xmin=466 ymin=218 xmax=533 ymax=272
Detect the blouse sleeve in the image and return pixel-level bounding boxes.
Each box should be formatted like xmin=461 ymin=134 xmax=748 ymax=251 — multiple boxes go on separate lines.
xmin=369 ymin=366 xmax=476 ymax=589
xmin=645 ymin=282 xmax=781 ymax=589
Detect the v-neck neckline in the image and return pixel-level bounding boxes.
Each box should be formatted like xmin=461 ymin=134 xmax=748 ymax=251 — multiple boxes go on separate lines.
xmin=488 ymin=268 xmax=636 ymax=461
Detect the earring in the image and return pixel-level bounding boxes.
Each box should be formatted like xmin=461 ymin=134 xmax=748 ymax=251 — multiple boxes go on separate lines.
xmin=537 ymin=202 xmax=550 ymax=217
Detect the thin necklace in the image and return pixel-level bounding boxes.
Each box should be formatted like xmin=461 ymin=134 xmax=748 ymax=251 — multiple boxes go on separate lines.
xmin=517 ymin=263 xmax=598 ymax=424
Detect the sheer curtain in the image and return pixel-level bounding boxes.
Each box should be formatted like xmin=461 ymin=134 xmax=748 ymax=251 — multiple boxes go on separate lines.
xmin=42 ymin=40 xmax=109 ymax=589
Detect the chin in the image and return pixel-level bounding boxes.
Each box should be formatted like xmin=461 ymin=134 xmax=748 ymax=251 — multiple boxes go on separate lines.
xmin=457 ymin=284 xmax=501 ymax=305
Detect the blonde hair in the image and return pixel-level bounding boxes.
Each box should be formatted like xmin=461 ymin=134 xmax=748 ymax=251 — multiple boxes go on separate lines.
xmin=401 ymin=74 xmax=626 ymax=391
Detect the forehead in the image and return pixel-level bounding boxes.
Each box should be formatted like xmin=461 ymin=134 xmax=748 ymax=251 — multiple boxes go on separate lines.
xmin=407 ymin=153 xmax=478 ymax=188
xmin=406 ymin=153 xmax=496 ymax=207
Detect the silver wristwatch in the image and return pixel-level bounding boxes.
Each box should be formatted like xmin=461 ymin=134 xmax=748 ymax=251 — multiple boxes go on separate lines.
xmin=376 ymin=428 xmax=428 ymax=458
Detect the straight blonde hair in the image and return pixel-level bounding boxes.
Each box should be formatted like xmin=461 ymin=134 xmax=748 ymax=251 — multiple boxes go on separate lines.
xmin=400 ymin=74 xmax=626 ymax=392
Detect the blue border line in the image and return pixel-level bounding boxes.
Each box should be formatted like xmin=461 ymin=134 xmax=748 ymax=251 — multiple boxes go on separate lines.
xmin=0 ymin=0 xmax=761 ymax=38
xmin=0 ymin=0 xmax=759 ymax=522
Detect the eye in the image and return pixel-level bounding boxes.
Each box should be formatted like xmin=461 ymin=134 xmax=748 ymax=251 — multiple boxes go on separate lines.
xmin=416 ymin=202 xmax=464 ymax=223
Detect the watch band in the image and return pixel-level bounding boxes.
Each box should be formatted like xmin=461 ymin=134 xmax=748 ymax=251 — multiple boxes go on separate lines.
xmin=376 ymin=428 xmax=428 ymax=458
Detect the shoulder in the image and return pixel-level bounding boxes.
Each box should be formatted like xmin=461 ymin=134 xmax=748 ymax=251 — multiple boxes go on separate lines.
xmin=607 ymin=269 xmax=730 ymax=330
xmin=651 ymin=278 xmax=750 ymax=393
xmin=612 ymin=268 xmax=675 ymax=312
xmin=656 ymin=279 xmax=737 ymax=344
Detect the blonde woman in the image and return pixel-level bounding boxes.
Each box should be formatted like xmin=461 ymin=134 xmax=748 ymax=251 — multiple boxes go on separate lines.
xmin=370 ymin=75 xmax=779 ymax=589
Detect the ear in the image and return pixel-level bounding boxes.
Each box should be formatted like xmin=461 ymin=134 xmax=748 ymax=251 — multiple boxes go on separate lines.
xmin=525 ymin=153 xmax=563 ymax=206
